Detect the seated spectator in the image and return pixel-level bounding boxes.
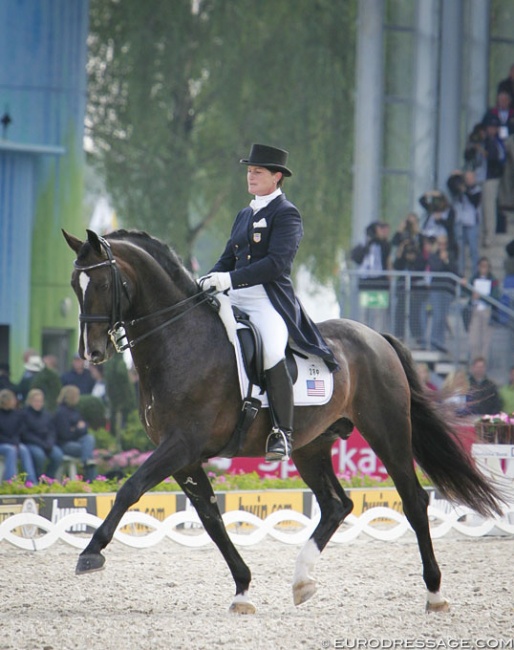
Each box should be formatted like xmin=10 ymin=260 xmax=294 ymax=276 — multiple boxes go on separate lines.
xmin=0 ymin=389 xmax=37 ymax=483
xmin=16 ymin=354 xmax=44 ymax=403
xmin=0 ymin=362 xmax=16 ymax=393
xmin=54 ymin=385 xmax=97 ymax=481
xmin=440 ymin=369 xmax=470 ymax=416
xmin=61 ymin=354 xmax=95 ymax=395
xmin=19 ymin=389 xmax=63 ymax=481
xmin=465 ymin=357 xmax=502 ymax=416
xmin=499 ymin=366 xmax=514 ymax=415
xmin=446 ymin=170 xmax=481 ymax=276
xmin=416 ymin=362 xmax=439 ymax=393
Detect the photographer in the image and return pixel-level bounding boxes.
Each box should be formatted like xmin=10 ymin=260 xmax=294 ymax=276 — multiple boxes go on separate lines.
xmin=419 ymin=190 xmax=457 ymax=260
xmin=446 ymin=170 xmax=481 ymax=276
xmin=391 ymin=212 xmax=423 ymax=250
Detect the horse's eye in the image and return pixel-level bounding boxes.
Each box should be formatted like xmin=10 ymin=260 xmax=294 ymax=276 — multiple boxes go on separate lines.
xmin=101 ymin=282 xmax=110 ymax=291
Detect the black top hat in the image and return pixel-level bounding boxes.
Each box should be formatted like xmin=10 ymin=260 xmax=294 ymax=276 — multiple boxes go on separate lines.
xmin=240 ymin=144 xmax=293 ymax=176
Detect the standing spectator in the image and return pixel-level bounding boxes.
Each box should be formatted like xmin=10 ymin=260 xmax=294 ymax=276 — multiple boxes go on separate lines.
xmin=0 ymin=389 xmax=37 ymax=483
xmin=0 ymin=362 xmax=16 ymax=393
xmin=482 ymin=90 xmax=514 ymax=141
xmin=463 ymin=122 xmax=487 ymax=184
xmin=499 ymin=366 xmax=514 ymax=414
xmin=16 ymin=354 xmax=44 ymax=403
xmin=497 ymin=63 xmax=514 ymax=103
xmin=350 ymin=221 xmax=391 ymax=332
xmin=30 ymin=355 xmax=62 ymax=412
xmin=422 ymin=235 xmax=457 ymax=354
xmin=465 ymin=257 xmax=501 ymax=364
xmin=446 ymin=170 xmax=481 ymax=276
xmin=54 ymin=386 xmax=97 ymax=481
xmin=466 ymin=357 xmax=502 ymax=416
xmin=61 ymin=354 xmax=95 ymax=395
xmin=19 ymin=388 xmax=63 ymax=480
xmin=391 ymin=212 xmax=423 ymax=250
xmin=90 ymin=364 xmax=108 ymax=404
xmin=498 ymin=134 xmax=514 ymax=224
xmin=481 ymin=114 xmax=506 ymax=247
xmin=392 ymin=239 xmax=425 ymax=341
xmin=419 ymin=190 xmax=457 ymax=259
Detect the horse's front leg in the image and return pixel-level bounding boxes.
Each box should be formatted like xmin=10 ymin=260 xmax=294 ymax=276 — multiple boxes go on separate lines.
xmin=76 ymin=431 xmax=193 ymax=574
xmin=173 ymin=465 xmax=255 ymax=615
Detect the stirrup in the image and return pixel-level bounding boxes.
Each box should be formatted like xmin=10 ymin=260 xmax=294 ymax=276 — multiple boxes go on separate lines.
xmin=265 ymin=427 xmax=292 ymax=462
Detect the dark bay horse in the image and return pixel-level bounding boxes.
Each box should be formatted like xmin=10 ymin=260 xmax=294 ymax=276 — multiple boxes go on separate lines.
xmin=63 ymin=228 xmax=504 ymax=613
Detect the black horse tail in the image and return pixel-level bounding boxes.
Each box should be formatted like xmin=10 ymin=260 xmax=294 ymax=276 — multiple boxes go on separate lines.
xmin=382 ymin=334 xmax=505 ymax=518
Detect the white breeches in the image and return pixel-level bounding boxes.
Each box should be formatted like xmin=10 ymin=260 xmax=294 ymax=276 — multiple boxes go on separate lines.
xmin=229 ymin=285 xmax=288 ymax=370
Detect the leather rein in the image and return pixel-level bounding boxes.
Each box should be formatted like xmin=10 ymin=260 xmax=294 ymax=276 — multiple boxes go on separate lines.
xmin=73 ymin=236 xmax=218 ymax=353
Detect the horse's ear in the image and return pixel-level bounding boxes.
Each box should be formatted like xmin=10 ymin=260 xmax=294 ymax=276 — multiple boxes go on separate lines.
xmin=62 ymin=229 xmax=84 ymax=254
xmin=86 ymin=229 xmax=103 ymax=255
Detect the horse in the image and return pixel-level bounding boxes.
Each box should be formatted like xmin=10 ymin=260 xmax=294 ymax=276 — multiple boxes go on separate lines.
xmin=63 ymin=228 xmax=504 ymax=614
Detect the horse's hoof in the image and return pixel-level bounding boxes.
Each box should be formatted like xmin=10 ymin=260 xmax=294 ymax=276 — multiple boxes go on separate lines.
xmin=228 ymin=593 xmax=256 ymax=615
xmin=426 ymin=598 xmax=450 ymax=613
xmin=293 ymin=579 xmax=317 ymax=606
xmin=75 ymin=553 xmax=106 ymax=575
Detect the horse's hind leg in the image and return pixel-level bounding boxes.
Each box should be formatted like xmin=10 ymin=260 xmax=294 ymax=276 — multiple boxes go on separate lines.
xmin=361 ymin=422 xmax=449 ymax=612
xmin=173 ymin=464 xmax=255 ymax=615
xmin=291 ymin=435 xmax=353 ymax=606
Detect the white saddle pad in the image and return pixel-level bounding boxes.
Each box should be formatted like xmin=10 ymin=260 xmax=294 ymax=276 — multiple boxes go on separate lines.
xmin=216 ymin=294 xmax=333 ymax=407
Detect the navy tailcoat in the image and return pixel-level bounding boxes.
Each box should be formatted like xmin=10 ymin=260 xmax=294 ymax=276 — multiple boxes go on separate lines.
xmin=211 ymin=194 xmax=339 ymax=372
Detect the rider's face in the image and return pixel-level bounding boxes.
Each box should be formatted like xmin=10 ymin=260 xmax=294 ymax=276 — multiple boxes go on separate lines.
xmin=247 ymin=166 xmax=281 ymax=196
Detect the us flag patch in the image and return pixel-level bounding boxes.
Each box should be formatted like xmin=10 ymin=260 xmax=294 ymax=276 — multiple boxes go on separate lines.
xmin=306 ymin=379 xmax=325 ymax=397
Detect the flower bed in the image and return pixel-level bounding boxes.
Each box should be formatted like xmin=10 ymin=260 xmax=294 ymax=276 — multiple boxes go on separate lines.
xmin=475 ymin=413 xmax=514 ymax=444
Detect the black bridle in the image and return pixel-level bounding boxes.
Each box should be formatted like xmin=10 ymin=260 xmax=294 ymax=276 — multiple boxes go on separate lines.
xmin=74 ymin=236 xmax=218 ymax=352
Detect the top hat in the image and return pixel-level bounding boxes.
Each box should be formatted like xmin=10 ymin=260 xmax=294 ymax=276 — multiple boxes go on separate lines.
xmin=240 ymin=144 xmax=293 ymax=176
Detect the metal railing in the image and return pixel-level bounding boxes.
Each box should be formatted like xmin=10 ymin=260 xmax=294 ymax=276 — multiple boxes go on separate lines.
xmin=339 ymin=269 xmax=514 ymax=379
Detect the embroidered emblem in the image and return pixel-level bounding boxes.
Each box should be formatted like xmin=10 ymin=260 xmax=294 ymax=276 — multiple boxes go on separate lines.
xmin=306 ymin=379 xmax=325 ymax=397
xmin=253 ymin=232 xmax=262 ymax=243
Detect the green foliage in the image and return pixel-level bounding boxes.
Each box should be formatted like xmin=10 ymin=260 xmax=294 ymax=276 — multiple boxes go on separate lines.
xmin=87 ymin=0 xmax=357 ymax=281
xmin=78 ymin=395 xmax=107 ymax=430
xmin=30 ymin=368 xmax=62 ymax=412
xmin=92 ymin=426 xmax=116 ymax=451
xmin=120 ymin=410 xmax=154 ymax=452
xmin=103 ymin=355 xmax=137 ymax=419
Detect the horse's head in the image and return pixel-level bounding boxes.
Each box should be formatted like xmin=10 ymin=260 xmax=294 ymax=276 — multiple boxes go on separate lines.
xmin=63 ymin=229 xmax=130 ymax=364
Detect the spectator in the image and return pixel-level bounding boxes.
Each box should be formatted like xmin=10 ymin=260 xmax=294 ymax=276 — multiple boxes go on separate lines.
xmin=499 ymin=366 xmax=514 ymax=414
xmin=16 ymin=354 xmax=44 ymax=403
xmin=465 ymin=257 xmax=500 ymax=364
xmin=54 ymin=385 xmax=97 ymax=481
xmin=350 ymin=221 xmax=391 ymax=332
xmin=420 ymin=234 xmax=457 ymax=354
xmin=446 ymin=170 xmax=481 ymax=276
xmin=30 ymin=355 xmax=62 ymax=412
xmin=0 ymin=389 xmax=37 ymax=483
xmin=61 ymin=354 xmax=95 ymax=395
xmin=90 ymin=364 xmax=108 ymax=404
xmin=416 ymin=362 xmax=438 ymax=392
xmin=19 ymin=388 xmax=63 ymax=481
xmin=482 ymin=90 xmax=514 ymax=141
xmin=465 ymin=357 xmax=502 ymax=416
xmin=392 ymin=238 xmax=425 ymax=342
xmin=463 ymin=122 xmax=487 ymax=184
xmin=497 ymin=63 xmax=514 ymax=103
xmin=0 ymin=362 xmax=16 ymax=393
xmin=498 ymin=134 xmax=514 ymax=224
xmin=439 ymin=369 xmax=470 ymax=416
xmin=481 ymin=113 xmax=506 ymax=247
xmin=419 ymin=190 xmax=457 ymax=259
xmin=391 ymin=212 xmax=423 ymax=250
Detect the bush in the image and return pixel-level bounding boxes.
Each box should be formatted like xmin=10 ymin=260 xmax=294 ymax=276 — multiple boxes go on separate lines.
xmin=120 ymin=410 xmax=154 ymax=452
xmin=78 ymin=395 xmax=107 ymax=430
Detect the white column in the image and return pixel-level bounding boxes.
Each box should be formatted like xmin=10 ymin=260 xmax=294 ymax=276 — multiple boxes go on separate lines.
xmin=464 ymin=0 xmax=490 ymax=131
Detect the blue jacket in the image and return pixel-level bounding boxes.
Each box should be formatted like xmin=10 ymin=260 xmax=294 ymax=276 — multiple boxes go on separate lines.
xmin=211 ymin=194 xmax=339 ymax=371
xmin=54 ymin=404 xmax=88 ymax=445
xmin=0 ymin=408 xmax=22 ymax=445
xmin=19 ymin=406 xmax=56 ymax=453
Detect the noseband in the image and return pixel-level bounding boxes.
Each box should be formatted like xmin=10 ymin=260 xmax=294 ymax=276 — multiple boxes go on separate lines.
xmin=74 ymin=236 xmax=218 ymax=352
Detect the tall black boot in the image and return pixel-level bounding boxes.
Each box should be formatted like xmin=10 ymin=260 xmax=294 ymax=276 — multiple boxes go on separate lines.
xmin=264 ymin=359 xmax=294 ymax=462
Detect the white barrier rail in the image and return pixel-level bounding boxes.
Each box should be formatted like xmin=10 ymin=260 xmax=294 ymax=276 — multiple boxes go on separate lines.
xmin=1 ymin=504 xmax=514 ymax=551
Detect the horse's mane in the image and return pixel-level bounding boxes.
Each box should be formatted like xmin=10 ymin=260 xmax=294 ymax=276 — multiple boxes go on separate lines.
xmin=106 ymin=229 xmax=197 ymax=294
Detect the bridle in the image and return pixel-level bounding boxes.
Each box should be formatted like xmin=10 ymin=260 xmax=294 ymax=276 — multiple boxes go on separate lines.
xmin=73 ymin=236 xmax=218 ymax=352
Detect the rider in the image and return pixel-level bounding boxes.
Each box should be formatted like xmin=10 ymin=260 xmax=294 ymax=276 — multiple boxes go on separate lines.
xmin=199 ymin=144 xmax=339 ymax=462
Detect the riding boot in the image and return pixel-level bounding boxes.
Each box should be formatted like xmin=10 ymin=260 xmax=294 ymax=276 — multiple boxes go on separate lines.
xmin=264 ymin=359 xmax=294 ymax=462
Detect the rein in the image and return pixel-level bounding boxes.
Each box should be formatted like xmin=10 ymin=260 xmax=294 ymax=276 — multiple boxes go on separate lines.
xmin=74 ymin=236 xmax=219 ymax=352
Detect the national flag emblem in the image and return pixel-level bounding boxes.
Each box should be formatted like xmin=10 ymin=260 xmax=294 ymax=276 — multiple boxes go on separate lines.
xmin=306 ymin=379 xmax=325 ymax=397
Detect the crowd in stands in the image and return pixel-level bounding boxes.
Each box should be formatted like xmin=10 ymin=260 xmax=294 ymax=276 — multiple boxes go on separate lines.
xmin=0 ymin=349 xmax=133 ymax=484
xmin=349 ymin=64 xmax=514 ymax=416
